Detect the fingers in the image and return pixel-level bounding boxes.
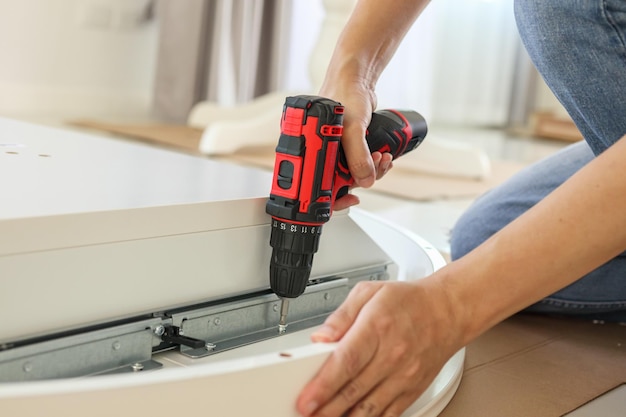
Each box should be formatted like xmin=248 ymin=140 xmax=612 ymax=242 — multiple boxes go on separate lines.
xmin=341 ymin=122 xmax=376 ymax=188
xmin=340 ymin=115 xmax=394 ymax=186
xmin=371 ymin=152 xmax=393 ymax=180
xmin=298 ymin=280 xmax=455 ymax=417
xmin=333 ymin=193 xmax=360 ymax=212
xmin=332 ymin=152 xmax=393 ymax=212
xmin=298 ymin=283 xmax=385 ymax=416
xmin=298 ymin=328 xmax=379 ymax=417
xmin=342 ymin=347 xmax=436 ymax=417
xmin=310 ymin=331 xmax=406 ymax=417
xmin=311 ymin=281 xmax=384 ymax=343
xmin=312 ymin=343 xmax=383 ymax=417
xmin=301 ymin=342 xmax=433 ymax=417
xmin=347 ymin=378 xmax=429 ymax=417
xmin=318 ymin=82 xmax=389 ymax=191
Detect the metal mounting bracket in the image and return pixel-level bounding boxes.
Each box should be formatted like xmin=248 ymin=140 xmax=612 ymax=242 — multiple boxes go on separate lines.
xmin=0 ymin=264 xmax=388 ymax=382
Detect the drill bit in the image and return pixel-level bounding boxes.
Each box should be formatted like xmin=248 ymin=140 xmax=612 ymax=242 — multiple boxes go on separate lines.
xmin=278 ymin=298 xmax=290 ymax=334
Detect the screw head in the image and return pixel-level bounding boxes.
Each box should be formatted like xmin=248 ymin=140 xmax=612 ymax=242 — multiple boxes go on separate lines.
xmin=153 ymin=325 xmax=165 ymax=336
xmin=213 ymin=318 xmax=221 ymax=326
xmin=112 ymin=341 xmax=121 ymax=350
xmin=131 ymin=362 xmax=144 ymax=372
xmin=23 ymin=362 xmax=33 ymax=373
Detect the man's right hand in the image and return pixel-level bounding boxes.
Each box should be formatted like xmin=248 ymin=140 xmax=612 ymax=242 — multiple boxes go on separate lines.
xmin=320 ymin=79 xmax=393 ymax=211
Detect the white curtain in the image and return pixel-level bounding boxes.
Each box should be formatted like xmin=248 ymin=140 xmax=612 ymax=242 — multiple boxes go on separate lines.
xmin=369 ymin=0 xmax=524 ymax=127
xmin=207 ymin=0 xmax=291 ymax=106
xmin=152 ymin=0 xmax=291 ymax=122
xmin=156 ymin=0 xmax=528 ymax=127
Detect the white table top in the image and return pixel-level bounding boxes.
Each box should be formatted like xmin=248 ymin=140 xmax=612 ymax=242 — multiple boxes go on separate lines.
xmin=0 ymin=117 xmax=272 ymax=220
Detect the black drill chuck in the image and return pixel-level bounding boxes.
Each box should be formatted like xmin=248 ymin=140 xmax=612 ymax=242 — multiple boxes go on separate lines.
xmin=269 ymin=219 xmax=321 ymax=298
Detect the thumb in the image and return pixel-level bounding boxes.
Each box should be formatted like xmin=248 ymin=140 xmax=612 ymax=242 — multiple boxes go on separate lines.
xmin=341 ymin=119 xmax=376 ymax=188
xmin=311 ymin=281 xmax=384 ymax=343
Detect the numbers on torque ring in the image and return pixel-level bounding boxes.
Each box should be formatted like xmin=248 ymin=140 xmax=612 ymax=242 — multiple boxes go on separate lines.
xmin=275 ymin=222 xmax=321 ymax=234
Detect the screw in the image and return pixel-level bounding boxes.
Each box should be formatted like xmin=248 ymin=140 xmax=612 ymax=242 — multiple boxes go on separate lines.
xmin=323 ymin=293 xmax=330 ymax=300
xmin=112 ymin=341 xmax=121 ymax=350
xmin=153 ymin=325 xmax=165 ymax=336
xmin=131 ymin=362 xmax=144 ymax=372
xmin=23 ymin=362 xmax=33 ymax=373
xmin=205 ymin=343 xmax=217 ymax=351
xmin=273 ymin=304 xmax=279 ymax=312
xmin=213 ymin=318 xmax=221 ymax=326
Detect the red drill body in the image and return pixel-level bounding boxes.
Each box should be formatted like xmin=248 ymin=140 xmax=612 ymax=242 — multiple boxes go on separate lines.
xmin=266 ymin=95 xmax=427 ymax=328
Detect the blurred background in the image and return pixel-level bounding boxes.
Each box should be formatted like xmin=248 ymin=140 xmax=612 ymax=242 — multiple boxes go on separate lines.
xmin=0 ymin=0 xmax=583 ymax=258
xmin=0 ymin=0 xmax=573 ymax=135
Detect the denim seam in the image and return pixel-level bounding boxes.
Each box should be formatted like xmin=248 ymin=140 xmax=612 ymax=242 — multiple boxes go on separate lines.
xmin=539 ymin=297 xmax=626 ymax=310
xmin=601 ymin=0 xmax=626 ymax=53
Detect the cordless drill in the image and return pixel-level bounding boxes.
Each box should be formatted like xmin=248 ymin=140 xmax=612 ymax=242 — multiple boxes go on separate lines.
xmin=266 ymin=95 xmax=427 ymax=332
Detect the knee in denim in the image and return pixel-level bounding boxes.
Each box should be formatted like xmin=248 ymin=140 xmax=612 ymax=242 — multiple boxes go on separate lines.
xmin=514 ymin=0 xmax=575 ymax=58
xmin=449 ymin=206 xmax=487 ymax=261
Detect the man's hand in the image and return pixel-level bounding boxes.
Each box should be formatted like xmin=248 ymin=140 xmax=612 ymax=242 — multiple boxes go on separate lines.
xmin=296 ymin=278 xmax=462 ymax=417
xmin=333 ymin=151 xmax=394 ymax=211
xmin=320 ymin=82 xmax=393 ymax=212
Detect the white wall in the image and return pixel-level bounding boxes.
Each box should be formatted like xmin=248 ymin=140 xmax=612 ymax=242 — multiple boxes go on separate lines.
xmin=0 ymin=0 xmax=158 ymax=119
xmin=283 ymin=0 xmax=324 ymax=93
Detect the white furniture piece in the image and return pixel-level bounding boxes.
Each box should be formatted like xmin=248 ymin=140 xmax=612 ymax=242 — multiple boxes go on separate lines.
xmin=189 ymin=0 xmax=490 ymax=180
xmin=0 ymin=117 xmax=463 ymax=416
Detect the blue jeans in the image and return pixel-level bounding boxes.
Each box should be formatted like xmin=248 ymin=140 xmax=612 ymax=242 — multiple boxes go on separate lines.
xmin=450 ymin=0 xmax=626 ymax=322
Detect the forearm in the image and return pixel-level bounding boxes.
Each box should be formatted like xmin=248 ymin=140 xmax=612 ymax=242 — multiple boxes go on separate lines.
xmin=319 ymin=0 xmax=430 ymax=189
xmin=321 ymin=0 xmax=430 ymax=92
xmin=434 ymin=135 xmax=626 ymax=344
